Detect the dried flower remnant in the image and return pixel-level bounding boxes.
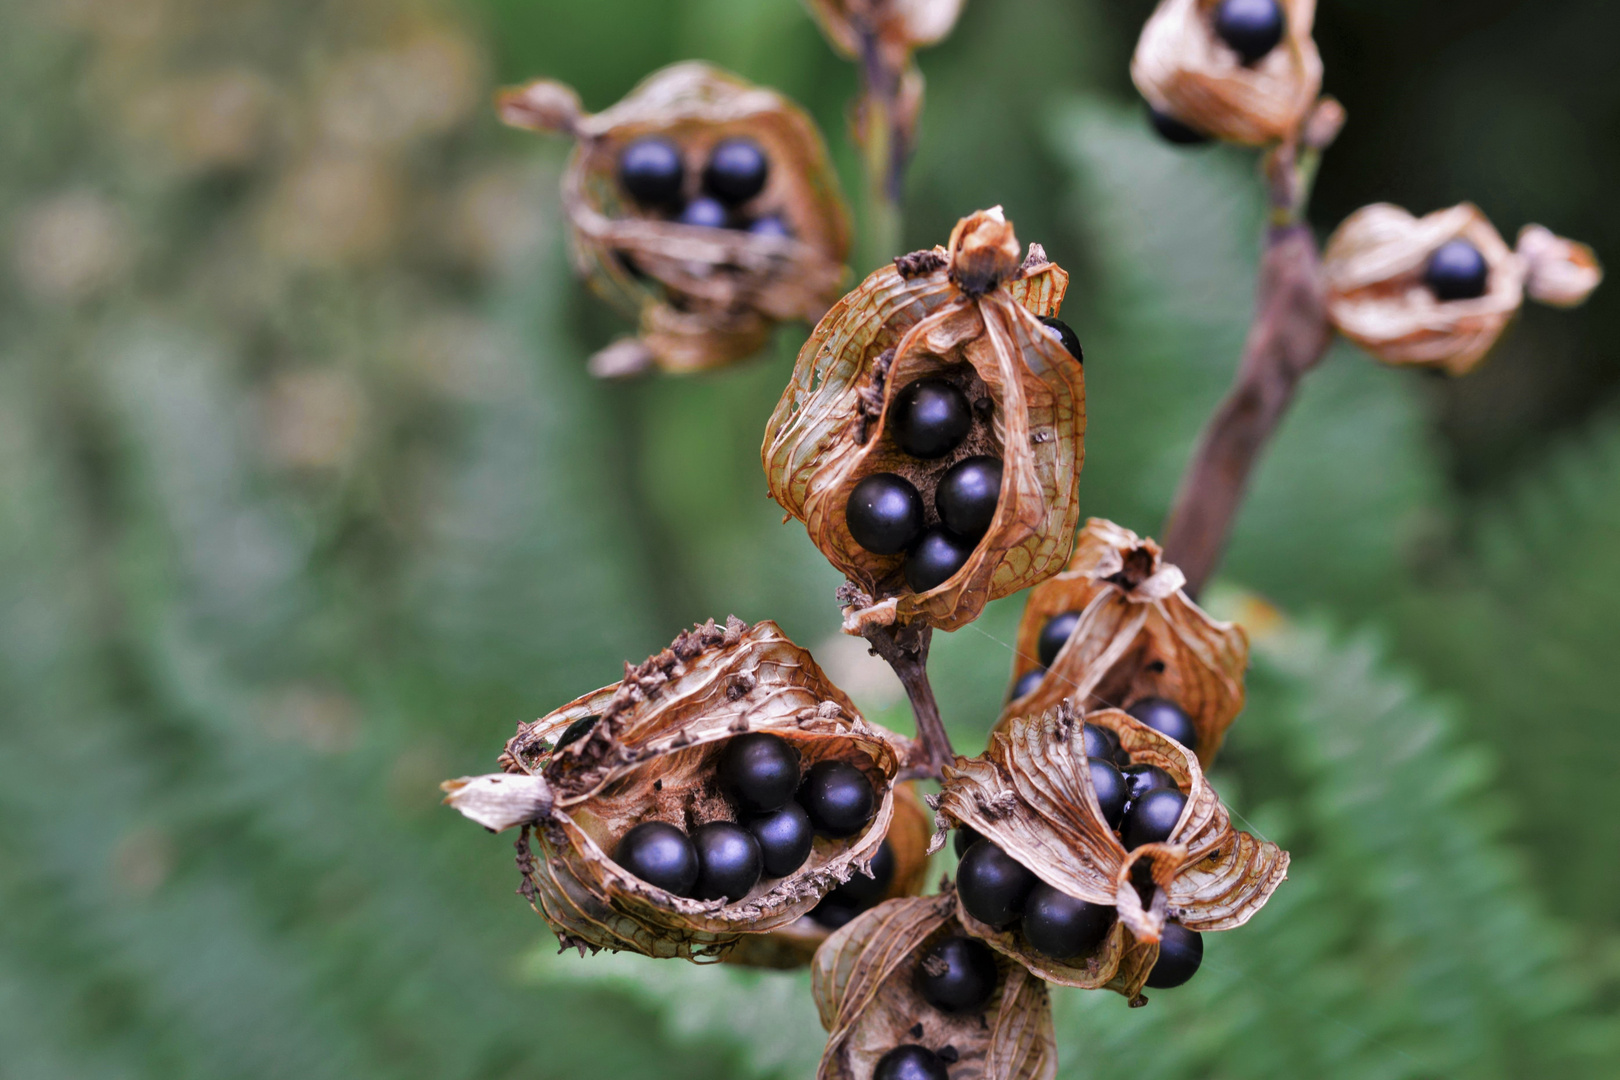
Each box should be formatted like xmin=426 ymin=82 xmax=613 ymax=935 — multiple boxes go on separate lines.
xmin=934 ymin=705 xmax=1287 ymax=1004
xmin=496 ymin=62 xmax=851 ymax=377
xmin=1323 ymin=203 xmax=1603 ymax=376
xmin=1132 ymin=0 xmax=1323 ymax=146
xmin=811 ymin=894 xmax=1057 ymax=1080
xmin=441 ymin=618 xmax=910 ymax=960
xmin=1001 ymin=518 xmax=1246 ymax=769
xmin=763 ymin=207 xmax=1086 ymax=635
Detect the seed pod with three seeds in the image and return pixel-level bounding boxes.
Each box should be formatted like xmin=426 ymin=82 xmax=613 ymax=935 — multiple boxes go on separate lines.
xmin=1000 ymin=518 xmax=1246 ymax=768
xmin=934 ymin=704 xmax=1287 ymax=1005
xmin=497 ymin=62 xmax=851 ymax=377
xmin=1132 ymin=0 xmax=1323 ymax=146
xmin=811 ymin=894 xmax=1057 ymax=1080
xmin=762 ymin=207 xmax=1086 ymax=634
xmin=1323 ymin=202 xmax=1603 ymax=375
xmin=441 ymin=618 xmax=909 ymax=960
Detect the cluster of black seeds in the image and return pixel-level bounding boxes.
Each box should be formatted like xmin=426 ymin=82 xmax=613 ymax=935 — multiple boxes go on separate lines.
xmin=612 ymin=732 xmax=878 ymax=903
xmin=869 ymin=934 xmax=1000 ymax=1080
xmin=1148 ymin=0 xmax=1288 ymax=146
xmin=616 ymin=135 xmax=789 ymax=237
xmin=950 ymin=719 xmax=1204 ymax=989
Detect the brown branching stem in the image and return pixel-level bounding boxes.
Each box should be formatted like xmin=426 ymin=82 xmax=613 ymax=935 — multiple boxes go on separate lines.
xmin=862 ymin=622 xmax=954 ymax=780
xmin=853 ymin=25 xmax=908 ymax=268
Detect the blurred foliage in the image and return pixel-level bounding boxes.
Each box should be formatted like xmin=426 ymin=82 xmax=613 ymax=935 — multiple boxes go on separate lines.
xmin=2 ymin=0 xmax=1619 ymax=1078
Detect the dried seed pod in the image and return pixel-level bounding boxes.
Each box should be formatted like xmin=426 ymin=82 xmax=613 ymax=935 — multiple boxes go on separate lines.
xmin=441 ymin=617 xmax=909 ymax=960
xmin=811 ymin=894 xmax=1057 ymax=1080
xmin=1132 ymin=0 xmax=1323 ymax=146
xmin=934 ymin=704 xmax=1287 ymax=1004
xmin=762 ymin=208 xmax=1086 ymax=634
xmin=497 ymin=62 xmax=851 ymax=377
xmin=1323 ymin=202 xmax=1602 ymax=375
xmin=1000 ymin=518 xmax=1246 ymax=768
xmin=804 ymin=0 xmax=967 ymax=68
xmin=723 ymin=781 xmax=934 ymax=969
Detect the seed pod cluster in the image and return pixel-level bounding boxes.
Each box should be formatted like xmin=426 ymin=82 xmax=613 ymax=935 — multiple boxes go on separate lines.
xmin=934 ymin=704 xmax=1287 ymax=1005
xmin=1132 ymin=0 xmax=1323 ymax=146
xmin=762 ymin=207 xmax=1086 ymax=634
xmin=496 ymin=62 xmax=851 ymax=377
xmin=442 ymin=617 xmax=909 ymax=960
xmin=1323 ymin=202 xmax=1603 ymax=375
xmin=1000 ymin=518 xmax=1246 ymax=768
xmin=811 ymin=894 xmax=1057 ymax=1080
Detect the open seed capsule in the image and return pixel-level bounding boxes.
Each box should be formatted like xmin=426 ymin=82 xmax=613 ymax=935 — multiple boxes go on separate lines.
xmin=441 ymin=617 xmax=909 ymax=960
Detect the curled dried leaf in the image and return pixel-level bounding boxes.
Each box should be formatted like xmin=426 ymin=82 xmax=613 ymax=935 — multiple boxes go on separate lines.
xmin=497 ymin=62 xmax=851 ymax=376
xmin=811 ymin=894 xmax=1056 ymax=1080
xmin=763 ymin=208 xmax=1086 ymax=633
xmin=1132 ymin=0 xmax=1323 ymax=145
xmin=1001 ymin=518 xmax=1246 ymax=768
xmin=1516 ymin=225 xmax=1603 ymax=309
xmin=934 ymin=705 xmax=1287 ymax=1003
xmin=804 ymin=0 xmax=967 ymax=69
xmin=442 ymin=618 xmax=909 ymax=960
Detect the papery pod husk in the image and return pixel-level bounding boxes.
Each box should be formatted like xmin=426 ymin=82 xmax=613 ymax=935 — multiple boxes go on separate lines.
xmin=496 ymin=62 xmax=851 ymax=376
xmin=762 ymin=208 xmax=1086 ymax=633
xmin=1131 ymin=0 xmax=1322 ymax=146
xmin=1515 ymin=224 xmax=1604 ymax=308
xmin=999 ymin=518 xmax=1246 ymax=768
xmin=811 ymin=894 xmax=1057 ymax=1080
xmin=933 ymin=705 xmax=1287 ymax=1004
xmin=804 ymin=0 xmax=966 ymax=68
xmin=722 ymin=780 xmax=934 ymax=969
xmin=442 ymin=618 xmax=909 ymax=960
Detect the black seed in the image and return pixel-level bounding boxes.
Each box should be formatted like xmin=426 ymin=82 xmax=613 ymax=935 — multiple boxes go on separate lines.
xmin=874 ymin=1044 xmax=949 ymax=1080
xmin=747 ymin=801 xmax=815 ymax=877
xmin=1009 ymin=668 xmax=1045 ymax=702
xmin=703 ymin=138 xmax=769 ymax=205
xmin=719 ymin=732 xmax=802 ymax=813
xmin=846 ymin=473 xmax=924 ymax=555
xmin=1121 ymin=788 xmax=1187 ymax=849
xmin=1145 ymin=921 xmax=1204 ymax=988
xmin=676 ymin=195 xmax=729 ymax=229
xmin=953 ymin=826 xmax=983 ymax=858
xmin=1036 ymin=316 xmax=1084 ymax=362
xmin=1121 ymin=763 xmax=1177 ymax=804
xmin=553 ymin=714 xmax=599 ymax=751
xmin=1089 ymin=757 xmax=1128 ymax=830
xmin=748 ymin=214 xmax=792 ymax=239
xmin=1081 ymin=722 xmax=1121 ymax=764
xmin=807 ymin=896 xmax=862 ymax=929
xmin=614 ymin=821 xmax=699 ymax=896
xmin=935 ymin=456 xmax=1002 ymax=541
xmin=1022 ymin=883 xmax=1116 ymax=960
xmin=1213 ymin=0 xmax=1286 ymax=64
xmin=891 ymin=378 xmax=972 ymax=459
xmin=1425 ymin=239 xmax=1490 ymax=301
xmin=1037 ymin=611 xmax=1081 ymax=667
xmin=829 ymin=839 xmax=895 ymax=907
xmin=956 ymin=839 xmax=1036 ymax=929
xmin=617 ymin=137 xmax=684 ymax=207
xmin=799 ymin=760 xmax=876 ymax=837
xmin=915 ymin=936 xmax=999 ymax=1013
xmin=1125 ymin=697 xmax=1200 ymax=752
xmin=904 ymin=527 xmax=974 ymax=594
xmin=691 ymin=821 xmax=763 ymax=902
xmin=936 ymin=1046 xmax=959 ymax=1064
xmin=1148 ymin=107 xmax=1211 ymax=145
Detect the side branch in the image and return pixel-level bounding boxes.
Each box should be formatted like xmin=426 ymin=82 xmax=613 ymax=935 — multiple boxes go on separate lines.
xmin=862 ymin=622 xmax=954 ymax=780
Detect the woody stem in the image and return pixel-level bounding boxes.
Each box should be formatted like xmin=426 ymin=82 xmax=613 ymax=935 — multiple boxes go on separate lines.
xmin=862 ymin=623 xmax=954 ymax=781
xmin=855 ymin=26 xmax=906 ymax=269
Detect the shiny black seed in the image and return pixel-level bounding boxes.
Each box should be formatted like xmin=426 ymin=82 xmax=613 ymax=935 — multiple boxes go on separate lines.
xmin=1009 ymin=668 xmax=1045 ymax=702
xmin=1213 ymin=0 xmax=1286 ymax=64
xmin=1120 ymin=763 xmax=1177 ymax=804
xmin=617 ymin=137 xmax=684 ymax=206
xmin=1089 ymin=757 xmax=1128 ymax=830
xmin=1125 ymin=697 xmax=1200 ymax=752
xmin=1036 ymin=316 xmax=1084 ymax=362
xmin=807 ymin=896 xmax=862 ymax=929
xmin=553 ymin=714 xmax=599 ymax=751
xmin=799 ymin=760 xmax=876 ymax=837
xmin=891 ymin=378 xmax=972 ymax=459
xmin=1081 ymin=722 xmax=1121 ymax=763
xmin=833 ymin=839 xmax=895 ymax=907
xmin=936 ymin=456 xmax=1002 ymax=540
xmin=676 ymin=195 xmax=729 ymax=229
xmin=1121 ymin=788 xmax=1187 ymax=849
xmin=953 ymin=826 xmax=983 ymax=858
xmin=846 ymin=473 xmax=925 ymax=555
xmin=703 ymin=138 xmax=769 ymax=205
xmin=1149 ymin=107 xmax=1211 ymax=145
xmin=1145 ymin=921 xmax=1204 ymax=988
xmin=1425 ymin=239 xmax=1490 ymax=301
xmin=614 ymin=821 xmax=699 ymax=896
xmin=748 ymin=214 xmax=792 ymax=239
xmin=904 ymin=527 xmax=974 ymax=594
xmin=874 ymin=1044 xmax=949 ymax=1080
xmin=956 ymin=839 xmax=1036 ymax=929
xmin=719 ymin=732 xmax=802 ymax=813
xmin=1037 ymin=611 xmax=1081 ymax=667
xmin=747 ymin=801 xmax=815 ymax=877
xmin=1022 ymin=883 xmax=1116 ymax=960
xmin=915 ymin=936 xmax=999 ymax=1013
xmin=691 ymin=821 xmax=763 ymax=901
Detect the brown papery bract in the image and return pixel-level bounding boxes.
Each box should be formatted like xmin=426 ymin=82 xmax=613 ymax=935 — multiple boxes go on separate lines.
xmin=441 ymin=618 xmax=909 ymax=960
xmin=1001 ymin=518 xmax=1247 ymax=768
xmin=933 ymin=705 xmax=1287 ymax=1004
xmin=1132 ymin=0 xmax=1322 ymax=145
xmin=496 ymin=62 xmax=851 ymax=377
xmin=763 ymin=208 xmax=1086 ymax=633
xmin=811 ymin=894 xmax=1056 ymax=1080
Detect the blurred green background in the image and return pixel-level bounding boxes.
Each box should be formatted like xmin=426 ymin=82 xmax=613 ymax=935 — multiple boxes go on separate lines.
xmin=3 ymin=0 xmax=1619 ymax=1076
